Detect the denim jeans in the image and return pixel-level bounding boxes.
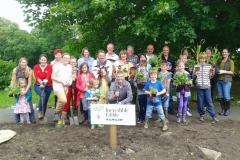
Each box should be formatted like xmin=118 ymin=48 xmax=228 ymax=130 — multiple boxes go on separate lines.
xmin=146 ymin=103 xmax=165 ymax=120
xmin=34 ymin=84 xmax=52 ymax=115
xmin=138 ymin=94 xmax=147 ymax=121
xmin=162 ymin=95 xmax=169 ymax=109
xmin=197 ymin=88 xmax=216 ymax=117
xmin=168 ymin=80 xmax=173 ymax=112
xmin=216 ymin=80 xmax=232 ymax=100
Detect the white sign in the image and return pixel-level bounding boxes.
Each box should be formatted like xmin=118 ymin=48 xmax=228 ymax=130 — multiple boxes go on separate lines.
xmin=90 ymin=104 xmax=136 ymax=126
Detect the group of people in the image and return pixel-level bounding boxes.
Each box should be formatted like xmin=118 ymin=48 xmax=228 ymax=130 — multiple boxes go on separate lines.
xmin=10 ymin=43 xmax=234 ymax=131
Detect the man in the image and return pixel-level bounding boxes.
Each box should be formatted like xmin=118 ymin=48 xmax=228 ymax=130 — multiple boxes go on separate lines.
xmin=146 ymin=44 xmax=154 ymax=63
xmin=127 ymin=45 xmax=139 ymax=66
xmin=106 ymin=43 xmax=119 ymax=66
xmin=108 ymin=71 xmax=133 ymax=104
xmin=161 ymin=46 xmax=176 ymax=114
xmin=92 ymin=50 xmax=113 ymax=80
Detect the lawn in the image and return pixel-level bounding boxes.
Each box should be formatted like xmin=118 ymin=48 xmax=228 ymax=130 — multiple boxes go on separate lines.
xmin=0 ymin=88 xmax=55 ymax=108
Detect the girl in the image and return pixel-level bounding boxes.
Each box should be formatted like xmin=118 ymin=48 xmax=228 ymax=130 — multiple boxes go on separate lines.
xmin=86 ymin=79 xmax=101 ymax=129
xmin=193 ymin=53 xmax=218 ymax=122
xmin=76 ymin=62 xmax=95 ymax=124
xmin=215 ymin=48 xmax=234 ymax=116
xmin=139 ymin=54 xmax=151 ymax=71
xmin=98 ymin=67 xmax=109 ymax=104
xmin=33 ymin=54 xmax=52 ymax=120
xmin=63 ymin=56 xmax=79 ymax=122
xmin=174 ymin=61 xmax=191 ymax=123
xmin=113 ymin=50 xmax=134 ymax=80
xmin=10 ymin=57 xmax=35 ymax=123
xmin=14 ymin=78 xmax=32 ymax=124
xmin=51 ymin=53 xmax=72 ymax=128
xmin=134 ymin=62 xmax=148 ymax=123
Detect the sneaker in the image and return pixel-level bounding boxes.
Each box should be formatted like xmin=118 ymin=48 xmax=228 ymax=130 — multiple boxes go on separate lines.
xmin=53 ymin=113 xmax=60 ymax=122
xmin=182 ymin=116 xmax=187 ymax=123
xmin=38 ymin=112 xmax=44 ymax=120
xmin=187 ymin=111 xmax=192 ymax=117
xmin=55 ymin=120 xmax=64 ymax=128
xmin=199 ymin=116 xmax=204 ymax=121
xmin=212 ymin=117 xmax=219 ymax=122
xmin=177 ymin=117 xmax=181 ymax=123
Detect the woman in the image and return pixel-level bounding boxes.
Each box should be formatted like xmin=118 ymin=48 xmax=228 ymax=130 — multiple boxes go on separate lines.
xmin=10 ymin=57 xmax=35 ymax=123
xmin=77 ymin=48 xmax=95 ymax=72
xmin=113 ymin=50 xmax=134 ymax=80
xmin=215 ymin=48 xmax=234 ymax=116
xmin=33 ymin=54 xmax=52 ymax=120
xmin=51 ymin=53 xmax=72 ymax=128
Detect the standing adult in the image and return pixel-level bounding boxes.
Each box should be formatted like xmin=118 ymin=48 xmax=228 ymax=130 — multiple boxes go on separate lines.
xmin=10 ymin=57 xmax=35 ymax=123
xmin=215 ymin=49 xmax=234 ymax=116
xmin=51 ymin=53 xmax=72 ymax=128
xmin=92 ymin=50 xmax=113 ymax=80
xmin=106 ymin=43 xmax=119 ymax=65
xmin=33 ymin=54 xmax=52 ymax=120
xmin=77 ymin=48 xmax=95 ymax=72
xmin=108 ymin=71 xmax=133 ymax=104
xmin=161 ymin=45 xmax=176 ymax=114
xmin=146 ymin=44 xmax=155 ymax=63
xmin=127 ymin=45 xmax=139 ymax=66
xmin=113 ymin=50 xmax=134 ymax=80
xmin=51 ymin=48 xmax=63 ymax=65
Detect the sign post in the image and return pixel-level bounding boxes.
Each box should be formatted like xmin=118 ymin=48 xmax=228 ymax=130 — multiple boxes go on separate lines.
xmin=91 ymin=104 xmax=136 ymax=150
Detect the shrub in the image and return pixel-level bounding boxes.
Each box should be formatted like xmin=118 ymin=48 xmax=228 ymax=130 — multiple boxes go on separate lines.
xmin=0 ymin=59 xmax=16 ymax=89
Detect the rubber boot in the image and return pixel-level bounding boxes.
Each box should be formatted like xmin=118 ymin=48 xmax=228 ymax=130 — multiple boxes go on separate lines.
xmin=218 ymin=98 xmax=225 ymax=116
xmin=61 ymin=111 xmax=68 ymax=126
xmin=162 ymin=118 xmax=168 ymax=131
xmin=144 ymin=117 xmax=149 ymax=129
xmin=224 ymin=100 xmax=230 ymax=116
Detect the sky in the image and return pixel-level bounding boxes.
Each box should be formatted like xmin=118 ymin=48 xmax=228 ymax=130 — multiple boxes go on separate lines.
xmin=0 ymin=0 xmax=32 ymax=32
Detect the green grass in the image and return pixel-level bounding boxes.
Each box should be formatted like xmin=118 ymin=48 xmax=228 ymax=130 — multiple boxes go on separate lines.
xmin=0 ymin=89 xmax=55 ymax=109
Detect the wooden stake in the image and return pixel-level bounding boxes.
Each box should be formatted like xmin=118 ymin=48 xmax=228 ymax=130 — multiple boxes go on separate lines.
xmin=110 ymin=125 xmax=117 ymax=150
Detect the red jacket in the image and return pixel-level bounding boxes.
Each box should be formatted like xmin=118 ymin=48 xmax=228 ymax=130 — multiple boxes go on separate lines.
xmin=33 ymin=64 xmax=52 ymax=86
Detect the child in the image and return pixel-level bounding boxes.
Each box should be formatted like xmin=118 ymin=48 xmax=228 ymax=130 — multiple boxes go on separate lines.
xmin=14 ymin=78 xmax=32 ymax=124
xmin=86 ymin=79 xmax=101 ymax=129
xmin=159 ymin=62 xmax=172 ymax=117
xmin=76 ymin=62 xmax=95 ymax=124
xmin=98 ymin=67 xmax=109 ymax=104
xmin=143 ymin=68 xmax=168 ymax=131
xmin=174 ymin=61 xmax=191 ymax=123
xmin=135 ymin=62 xmax=148 ymax=123
xmin=193 ymin=53 xmax=219 ymax=122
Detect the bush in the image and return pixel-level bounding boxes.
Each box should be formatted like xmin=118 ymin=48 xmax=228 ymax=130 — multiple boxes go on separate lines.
xmin=0 ymin=59 xmax=16 ymax=89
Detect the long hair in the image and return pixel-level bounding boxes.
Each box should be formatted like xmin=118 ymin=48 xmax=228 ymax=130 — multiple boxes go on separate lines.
xmin=18 ymin=57 xmax=31 ymax=78
xmin=79 ymin=62 xmax=89 ymax=74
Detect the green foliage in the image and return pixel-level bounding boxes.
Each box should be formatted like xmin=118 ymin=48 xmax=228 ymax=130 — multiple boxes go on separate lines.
xmin=149 ymin=55 xmax=161 ymax=68
xmin=5 ymin=86 xmax=20 ymax=97
xmin=210 ymin=47 xmax=221 ymax=65
xmin=0 ymin=59 xmax=15 ymax=90
xmin=186 ymin=59 xmax=197 ymax=69
xmin=149 ymin=87 xmax=158 ymax=95
xmin=157 ymin=74 xmax=164 ymax=82
xmin=173 ymin=73 xmax=192 ymax=86
xmin=191 ymin=39 xmax=205 ymax=62
xmin=136 ymin=72 xmax=147 ymax=81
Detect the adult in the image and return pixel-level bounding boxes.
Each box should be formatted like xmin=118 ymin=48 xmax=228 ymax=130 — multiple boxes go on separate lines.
xmin=113 ymin=50 xmax=134 ymax=80
xmin=51 ymin=48 xmax=63 ymax=65
xmin=127 ymin=45 xmax=139 ymax=66
xmin=33 ymin=54 xmax=52 ymax=120
xmin=51 ymin=53 xmax=72 ymax=128
xmin=77 ymin=48 xmax=95 ymax=72
xmin=146 ymin=44 xmax=154 ymax=63
xmin=92 ymin=50 xmax=113 ymax=80
xmin=108 ymin=71 xmax=133 ymax=104
xmin=10 ymin=57 xmax=35 ymax=123
xmin=215 ymin=48 xmax=234 ymax=116
xmin=161 ymin=45 xmax=176 ymax=114
xmin=106 ymin=43 xmax=119 ymax=65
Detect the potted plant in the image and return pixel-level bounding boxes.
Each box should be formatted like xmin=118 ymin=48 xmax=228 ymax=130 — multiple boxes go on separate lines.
xmin=136 ymin=72 xmax=147 ymax=89
xmin=173 ymin=73 xmax=192 ymax=91
xmin=5 ymin=86 xmax=20 ymax=97
xmin=150 ymin=87 xmax=158 ymax=97
xmin=186 ymin=59 xmax=197 ymax=72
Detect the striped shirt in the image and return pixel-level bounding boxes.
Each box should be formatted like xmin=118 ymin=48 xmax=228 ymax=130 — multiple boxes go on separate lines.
xmin=194 ymin=64 xmax=212 ymax=89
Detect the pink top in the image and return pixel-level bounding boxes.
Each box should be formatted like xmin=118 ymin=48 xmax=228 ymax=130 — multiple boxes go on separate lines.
xmin=76 ymin=72 xmax=95 ymax=105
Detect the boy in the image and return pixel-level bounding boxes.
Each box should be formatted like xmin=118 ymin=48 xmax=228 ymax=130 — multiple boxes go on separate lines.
xmin=143 ymin=68 xmax=168 ymax=131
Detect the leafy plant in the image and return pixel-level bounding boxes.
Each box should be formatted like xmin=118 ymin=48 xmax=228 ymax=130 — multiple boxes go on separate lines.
xmin=149 ymin=87 xmax=158 ymax=97
xmin=186 ymin=59 xmax=197 ymax=69
xmin=149 ymin=55 xmax=162 ymax=68
xmin=210 ymin=47 xmax=221 ymax=65
xmin=157 ymin=73 xmax=164 ymax=81
xmin=5 ymin=85 xmax=20 ymax=97
xmin=136 ymin=72 xmax=147 ymax=81
xmin=191 ymin=39 xmax=205 ymax=63
xmin=173 ymin=73 xmax=192 ymax=86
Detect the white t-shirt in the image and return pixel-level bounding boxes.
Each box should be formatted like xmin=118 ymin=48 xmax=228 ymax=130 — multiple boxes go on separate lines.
xmin=52 ymin=63 xmax=72 ymax=92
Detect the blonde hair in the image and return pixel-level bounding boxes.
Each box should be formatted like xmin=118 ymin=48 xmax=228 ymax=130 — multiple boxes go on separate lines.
xmin=198 ymin=52 xmax=208 ymax=62
xmin=89 ymin=79 xmax=99 ymax=88
xmin=149 ymin=68 xmax=158 ymax=75
xmin=18 ymin=57 xmax=31 ymax=78
xmin=18 ymin=78 xmax=27 ymax=87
